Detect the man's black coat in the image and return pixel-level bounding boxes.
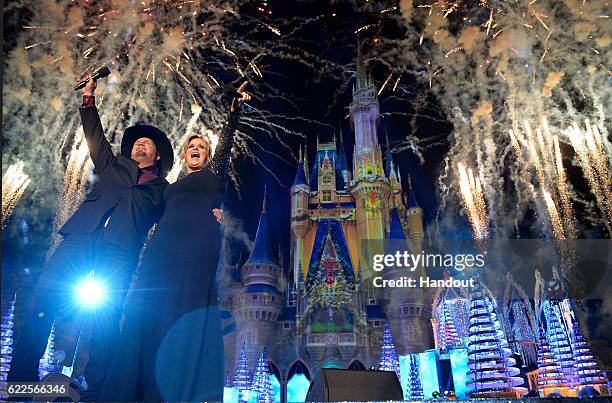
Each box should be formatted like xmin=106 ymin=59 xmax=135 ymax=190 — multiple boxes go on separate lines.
xmin=59 ymin=106 xmax=168 ymax=253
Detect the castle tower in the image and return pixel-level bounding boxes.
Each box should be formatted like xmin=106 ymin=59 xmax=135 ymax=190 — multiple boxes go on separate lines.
xmin=349 ymin=43 xmax=390 ymax=285
xmin=291 ymin=148 xmax=310 ymax=287
xmin=382 ymin=208 xmax=433 ymax=353
xmin=233 ymin=192 xmax=284 ymax=368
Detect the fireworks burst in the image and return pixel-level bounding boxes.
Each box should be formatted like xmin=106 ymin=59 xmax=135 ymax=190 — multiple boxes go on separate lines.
xmin=3 ymin=0 xmax=346 ymax=234
xmin=352 ymin=0 xmax=610 ymax=238
xmin=49 ymin=132 xmax=93 ymax=255
xmin=2 ymin=162 xmax=31 ymax=229
xmin=457 ymin=162 xmax=488 ymax=240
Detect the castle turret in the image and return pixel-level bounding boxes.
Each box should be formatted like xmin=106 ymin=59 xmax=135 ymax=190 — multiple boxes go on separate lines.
xmin=406 ymin=176 xmax=424 ymax=250
xmin=383 ymin=208 xmax=433 ymax=354
xmin=291 ymin=148 xmax=309 ymax=286
xmin=349 ymin=43 xmax=390 ymax=285
xmin=234 ymin=191 xmax=283 ymax=367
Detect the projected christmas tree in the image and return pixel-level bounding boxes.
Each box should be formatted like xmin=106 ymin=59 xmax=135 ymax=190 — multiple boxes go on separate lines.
xmin=378 ymin=322 xmax=400 ymax=381
xmin=0 ymin=295 xmax=16 ymax=400
xmin=38 ymin=322 xmax=56 ymax=380
xmin=536 ymin=327 xmax=565 ymax=397
xmin=407 ymin=354 xmax=424 ymax=400
xmin=467 ymin=282 xmax=525 ymax=397
xmin=438 ymin=302 xmax=460 ymax=349
xmin=571 ymin=322 xmax=607 ymax=393
xmin=234 ymin=342 xmax=252 ymax=403
xmin=543 ymin=302 xmax=575 ymax=387
xmin=252 ymin=348 xmax=273 ymax=403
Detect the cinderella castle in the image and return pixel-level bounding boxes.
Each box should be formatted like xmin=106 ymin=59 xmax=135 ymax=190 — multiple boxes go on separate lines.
xmin=216 ymin=48 xmax=609 ymax=402
xmin=219 ymin=49 xmax=434 ymax=399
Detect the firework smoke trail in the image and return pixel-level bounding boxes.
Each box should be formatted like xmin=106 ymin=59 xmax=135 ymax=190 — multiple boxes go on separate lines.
xmin=2 ymin=162 xmax=31 ymax=229
xmin=3 ymin=0 xmax=352 ymax=237
xmin=355 ymin=0 xmax=611 ymax=237
xmin=567 ymin=121 xmax=612 ymax=234
xmin=48 ymin=133 xmax=93 ymax=256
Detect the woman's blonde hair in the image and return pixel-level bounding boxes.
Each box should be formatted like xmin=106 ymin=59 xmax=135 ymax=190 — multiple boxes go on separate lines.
xmin=182 ymin=133 xmax=212 ymax=166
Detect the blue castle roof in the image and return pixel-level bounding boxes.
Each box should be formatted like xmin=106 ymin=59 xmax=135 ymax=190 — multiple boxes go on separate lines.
xmin=407 ymin=176 xmax=420 ymax=208
xmin=245 ymin=193 xmax=278 ymax=266
xmin=293 ymin=160 xmax=308 ymax=187
xmin=388 ymin=208 xmax=405 ymax=240
xmin=337 ymin=132 xmax=349 ymax=174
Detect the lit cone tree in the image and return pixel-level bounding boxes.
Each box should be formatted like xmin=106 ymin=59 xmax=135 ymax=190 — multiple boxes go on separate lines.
xmin=407 ymin=354 xmax=424 ymax=400
xmin=438 ymin=302 xmax=460 ymax=350
xmin=536 ymin=327 xmax=566 ymax=397
xmin=467 ymin=281 xmax=526 ymax=397
xmin=252 ymin=348 xmax=273 ymax=403
xmin=0 ymin=295 xmax=16 ymax=399
xmin=571 ymin=322 xmax=607 ymax=394
xmin=379 ymin=322 xmax=400 ymax=381
xmin=38 ymin=322 xmax=56 ymax=380
xmin=543 ymin=302 xmax=576 ymax=388
xmin=234 ymin=342 xmax=252 ymax=403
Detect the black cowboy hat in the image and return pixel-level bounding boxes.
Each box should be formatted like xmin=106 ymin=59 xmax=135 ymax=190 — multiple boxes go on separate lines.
xmin=121 ymin=124 xmax=174 ymax=176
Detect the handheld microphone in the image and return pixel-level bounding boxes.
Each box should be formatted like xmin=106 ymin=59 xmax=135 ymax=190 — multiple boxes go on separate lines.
xmin=222 ymin=84 xmax=255 ymax=110
xmin=74 ymin=66 xmax=111 ymax=91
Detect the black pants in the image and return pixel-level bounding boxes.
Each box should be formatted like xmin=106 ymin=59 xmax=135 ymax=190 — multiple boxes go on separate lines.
xmin=7 ymin=230 xmax=136 ymax=400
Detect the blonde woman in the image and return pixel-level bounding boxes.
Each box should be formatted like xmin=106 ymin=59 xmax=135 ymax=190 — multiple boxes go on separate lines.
xmin=101 ymin=82 xmax=251 ymax=402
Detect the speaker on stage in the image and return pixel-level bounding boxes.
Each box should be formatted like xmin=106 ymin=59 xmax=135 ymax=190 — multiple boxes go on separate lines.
xmin=305 ymin=368 xmax=403 ymax=402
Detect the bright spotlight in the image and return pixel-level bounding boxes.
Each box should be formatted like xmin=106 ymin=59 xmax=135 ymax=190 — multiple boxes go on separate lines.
xmin=75 ymin=274 xmax=106 ymax=308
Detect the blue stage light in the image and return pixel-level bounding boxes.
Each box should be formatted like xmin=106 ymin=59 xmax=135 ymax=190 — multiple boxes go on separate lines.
xmin=75 ymin=273 xmax=106 ymax=308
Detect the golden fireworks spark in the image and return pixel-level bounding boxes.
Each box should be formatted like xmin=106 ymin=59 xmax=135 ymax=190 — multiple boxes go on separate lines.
xmin=566 ymin=120 xmax=612 ymax=233
xmin=49 ymin=133 xmax=92 ymax=255
xmin=2 ymin=161 xmax=31 ymax=229
xmin=457 ymin=162 xmax=489 ymax=240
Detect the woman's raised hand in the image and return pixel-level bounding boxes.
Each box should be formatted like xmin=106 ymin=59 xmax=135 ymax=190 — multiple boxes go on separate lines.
xmin=230 ymin=81 xmax=251 ymax=113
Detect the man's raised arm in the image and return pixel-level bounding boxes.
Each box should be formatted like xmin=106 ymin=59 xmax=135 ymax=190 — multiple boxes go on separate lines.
xmin=78 ymin=74 xmax=116 ymax=172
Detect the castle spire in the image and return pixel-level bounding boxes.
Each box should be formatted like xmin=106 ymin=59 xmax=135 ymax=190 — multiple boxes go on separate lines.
xmin=246 ymin=188 xmax=277 ymax=266
xmin=388 ymin=208 xmax=406 ymax=240
xmin=356 ymin=39 xmax=368 ymax=90
xmin=384 ymin=130 xmax=395 ymax=177
xmin=407 ymin=175 xmax=420 ymax=209
xmin=292 ymin=149 xmax=308 ymax=187
xmin=336 ymin=126 xmax=350 ymax=187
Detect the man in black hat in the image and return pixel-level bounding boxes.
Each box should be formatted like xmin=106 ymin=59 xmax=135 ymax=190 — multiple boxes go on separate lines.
xmin=8 ymin=74 xmax=174 ymax=399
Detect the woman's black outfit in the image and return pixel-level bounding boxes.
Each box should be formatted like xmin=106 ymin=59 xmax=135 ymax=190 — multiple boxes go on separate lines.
xmin=101 ymin=111 xmax=240 ymax=402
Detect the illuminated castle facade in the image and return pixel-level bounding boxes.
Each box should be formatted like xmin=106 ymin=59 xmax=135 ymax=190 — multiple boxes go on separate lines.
xmin=219 ymin=49 xmax=433 ymax=399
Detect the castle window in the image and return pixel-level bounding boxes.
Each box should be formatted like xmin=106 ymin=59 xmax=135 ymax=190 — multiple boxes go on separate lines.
xmin=288 ymin=300 xmax=295 ymax=307
xmin=373 ymin=320 xmax=381 ymax=327
xmin=322 ymin=191 xmax=331 ymax=202
xmin=283 ymin=322 xmax=291 ymax=329
xmin=252 ymin=295 xmax=258 ymax=300
xmin=271 ymin=296 xmax=275 ymax=302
